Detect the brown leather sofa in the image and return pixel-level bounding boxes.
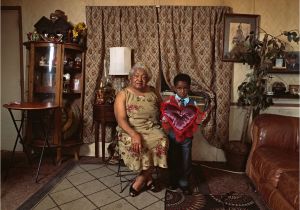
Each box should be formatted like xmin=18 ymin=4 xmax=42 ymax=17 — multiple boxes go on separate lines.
xmin=246 ymin=114 xmax=299 ymax=210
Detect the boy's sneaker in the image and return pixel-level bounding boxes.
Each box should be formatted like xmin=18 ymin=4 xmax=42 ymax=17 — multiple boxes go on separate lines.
xmin=167 ymin=184 xmax=178 ymax=191
xmin=180 ymin=186 xmax=192 ymax=195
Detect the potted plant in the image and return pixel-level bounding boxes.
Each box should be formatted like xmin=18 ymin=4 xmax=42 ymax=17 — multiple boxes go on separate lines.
xmin=224 ymin=29 xmax=299 ymax=171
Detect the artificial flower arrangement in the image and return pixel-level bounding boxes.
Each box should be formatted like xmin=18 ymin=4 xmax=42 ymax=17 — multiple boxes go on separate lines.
xmin=72 ymin=22 xmax=87 ymax=46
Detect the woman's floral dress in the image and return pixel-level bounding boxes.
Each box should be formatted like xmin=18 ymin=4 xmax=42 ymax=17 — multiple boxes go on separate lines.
xmin=117 ymin=89 xmax=168 ymax=171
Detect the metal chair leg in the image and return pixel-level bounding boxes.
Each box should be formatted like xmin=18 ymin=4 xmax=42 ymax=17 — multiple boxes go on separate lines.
xmin=116 ymin=144 xmax=136 ymax=193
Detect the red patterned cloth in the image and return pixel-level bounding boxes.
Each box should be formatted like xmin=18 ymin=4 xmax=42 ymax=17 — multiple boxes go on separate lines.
xmin=161 ymin=95 xmax=207 ymax=142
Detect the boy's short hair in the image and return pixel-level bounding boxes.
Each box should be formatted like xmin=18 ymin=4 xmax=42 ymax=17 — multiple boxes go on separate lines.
xmin=173 ymin=73 xmax=191 ymax=86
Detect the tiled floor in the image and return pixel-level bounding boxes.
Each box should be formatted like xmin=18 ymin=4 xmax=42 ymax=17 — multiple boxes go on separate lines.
xmin=32 ymin=163 xmax=166 ymax=210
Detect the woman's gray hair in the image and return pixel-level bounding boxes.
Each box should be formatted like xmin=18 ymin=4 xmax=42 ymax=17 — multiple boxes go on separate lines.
xmin=129 ymin=62 xmax=152 ymax=80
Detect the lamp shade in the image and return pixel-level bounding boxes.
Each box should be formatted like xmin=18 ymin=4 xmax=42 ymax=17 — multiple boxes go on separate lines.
xmin=109 ymin=47 xmax=131 ymax=75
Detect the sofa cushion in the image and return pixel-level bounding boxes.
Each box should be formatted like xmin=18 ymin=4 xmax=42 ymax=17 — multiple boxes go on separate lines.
xmin=251 ymin=147 xmax=299 ymax=187
xmin=278 ymin=171 xmax=299 ymax=210
xmin=258 ymin=182 xmax=295 ymax=210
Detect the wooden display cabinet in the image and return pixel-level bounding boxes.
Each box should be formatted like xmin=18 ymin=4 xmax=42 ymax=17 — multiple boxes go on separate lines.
xmin=24 ymin=41 xmax=85 ymax=163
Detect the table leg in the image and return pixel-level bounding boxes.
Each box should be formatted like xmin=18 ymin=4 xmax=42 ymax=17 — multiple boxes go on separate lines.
xmin=35 ymin=133 xmax=48 ymax=182
xmin=5 ymin=118 xmax=21 ymax=180
xmin=5 ymin=109 xmax=32 ymax=180
xmin=8 ymin=109 xmax=31 ymax=164
xmin=35 ymin=110 xmax=54 ymax=183
xmin=95 ymin=122 xmax=99 ymax=158
xmin=101 ymin=122 xmax=106 ymax=162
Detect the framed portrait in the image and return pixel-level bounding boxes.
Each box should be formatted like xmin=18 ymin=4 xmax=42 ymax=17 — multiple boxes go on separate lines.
xmin=285 ymin=51 xmax=300 ymax=71
xmin=222 ymin=14 xmax=260 ymax=62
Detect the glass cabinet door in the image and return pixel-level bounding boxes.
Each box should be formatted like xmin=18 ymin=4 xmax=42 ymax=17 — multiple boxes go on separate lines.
xmin=32 ymin=43 xmax=59 ymax=104
xmin=63 ymin=47 xmax=83 ymax=95
xmin=24 ymin=41 xmax=85 ymax=162
xmin=61 ymin=44 xmax=84 ymax=143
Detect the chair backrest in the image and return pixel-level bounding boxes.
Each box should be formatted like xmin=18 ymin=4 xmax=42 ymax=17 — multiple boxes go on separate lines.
xmin=190 ymin=91 xmax=213 ymax=124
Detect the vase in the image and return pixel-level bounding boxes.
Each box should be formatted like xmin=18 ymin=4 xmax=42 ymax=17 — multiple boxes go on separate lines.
xmin=224 ymin=141 xmax=251 ymax=172
xmin=72 ymin=37 xmax=79 ymax=43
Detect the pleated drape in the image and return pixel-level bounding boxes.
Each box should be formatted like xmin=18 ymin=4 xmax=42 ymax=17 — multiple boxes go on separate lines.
xmin=84 ymin=6 xmax=233 ymax=148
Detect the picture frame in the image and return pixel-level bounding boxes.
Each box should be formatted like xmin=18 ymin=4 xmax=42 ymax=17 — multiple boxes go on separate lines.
xmin=285 ymin=51 xmax=300 ymax=71
xmin=222 ymin=14 xmax=260 ymax=62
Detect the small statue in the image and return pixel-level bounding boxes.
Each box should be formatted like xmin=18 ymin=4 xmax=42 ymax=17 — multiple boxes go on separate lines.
xmin=39 ymin=56 xmax=47 ymax=66
xmin=96 ymin=82 xmax=105 ymax=104
xmin=28 ymin=31 xmax=40 ymax=41
xmin=68 ymin=59 xmax=74 ymax=68
xmin=74 ymin=57 xmax=82 ymax=69
xmin=63 ymin=73 xmax=71 ymax=93
xmin=104 ymin=84 xmax=115 ymax=104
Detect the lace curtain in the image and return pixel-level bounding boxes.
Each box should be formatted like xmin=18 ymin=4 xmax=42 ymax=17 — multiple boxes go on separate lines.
xmin=83 ymin=6 xmax=233 ymax=148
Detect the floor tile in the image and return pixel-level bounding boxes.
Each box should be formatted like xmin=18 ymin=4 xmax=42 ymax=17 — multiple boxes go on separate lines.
xmin=88 ymin=167 xmax=115 ymax=178
xmin=67 ymin=165 xmax=85 ymax=176
xmin=51 ymin=179 xmax=73 ymax=193
xmin=105 ymin=163 xmax=131 ymax=173
xmin=99 ymin=173 xmax=121 ymax=187
xmin=125 ymin=191 xmax=159 ymax=209
xmin=77 ymin=179 xmax=107 ymax=195
xmin=143 ymin=200 xmax=164 ymax=210
xmin=24 ymin=163 xmax=170 ymax=210
xmin=80 ymin=163 xmax=104 ymax=171
xmin=110 ymin=184 xmax=131 ymax=197
xmin=50 ymin=187 xmax=83 ymax=205
xmin=149 ymin=188 xmax=166 ymax=199
xmin=67 ymin=171 xmax=95 ymax=186
xmin=105 ymin=164 xmax=120 ymax=172
xmin=59 ymin=197 xmax=97 ymax=210
xmin=32 ymin=195 xmax=57 ymax=210
xmin=87 ymin=188 xmax=121 ymax=207
xmin=100 ymin=199 xmax=136 ymax=210
xmin=49 ymin=207 xmax=60 ymax=210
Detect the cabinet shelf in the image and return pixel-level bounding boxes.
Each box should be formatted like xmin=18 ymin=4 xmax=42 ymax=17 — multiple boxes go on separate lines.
xmin=267 ymin=93 xmax=300 ymax=99
xmin=30 ymin=140 xmax=60 ymax=148
xmin=64 ymin=66 xmax=82 ymax=72
xmin=268 ymin=69 xmax=300 ymax=74
xmin=61 ymin=139 xmax=83 ymax=147
xmin=38 ymin=64 xmax=57 ymax=68
xmin=35 ymin=86 xmax=55 ymax=93
xmin=63 ymin=92 xmax=81 ymax=96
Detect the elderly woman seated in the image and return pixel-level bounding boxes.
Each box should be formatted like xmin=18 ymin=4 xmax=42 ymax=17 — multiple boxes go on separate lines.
xmin=114 ymin=62 xmax=168 ymax=197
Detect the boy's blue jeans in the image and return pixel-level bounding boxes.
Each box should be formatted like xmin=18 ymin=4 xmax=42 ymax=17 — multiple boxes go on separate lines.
xmin=167 ymin=132 xmax=192 ymax=188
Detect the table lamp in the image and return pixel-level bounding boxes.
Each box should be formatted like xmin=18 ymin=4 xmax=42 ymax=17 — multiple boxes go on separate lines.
xmin=109 ymin=47 xmax=131 ymax=91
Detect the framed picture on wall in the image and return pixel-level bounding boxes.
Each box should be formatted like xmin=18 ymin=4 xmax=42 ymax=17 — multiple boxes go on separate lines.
xmin=285 ymin=51 xmax=300 ymax=71
xmin=222 ymin=14 xmax=260 ymax=62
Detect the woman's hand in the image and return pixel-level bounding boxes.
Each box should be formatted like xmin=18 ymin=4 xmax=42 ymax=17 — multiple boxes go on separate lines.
xmin=131 ymin=132 xmax=142 ymax=153
xmin=114 ymin=90 xmax=143 ymax=154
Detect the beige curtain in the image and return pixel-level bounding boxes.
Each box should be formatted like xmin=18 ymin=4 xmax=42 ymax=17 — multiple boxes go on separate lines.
xmin=83 ymin=6 xmax=159 ymax=143
xmin=159 ymin=6 xmax=233 ymax=148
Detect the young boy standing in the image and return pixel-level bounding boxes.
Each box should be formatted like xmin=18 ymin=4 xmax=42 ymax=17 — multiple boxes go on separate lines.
xmin=161 ymin=73 xmax=206 ymax=195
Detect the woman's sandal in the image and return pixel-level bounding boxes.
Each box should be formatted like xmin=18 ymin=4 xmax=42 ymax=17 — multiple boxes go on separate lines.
xmin=129 ymin=184 xmax=140 ymax=197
